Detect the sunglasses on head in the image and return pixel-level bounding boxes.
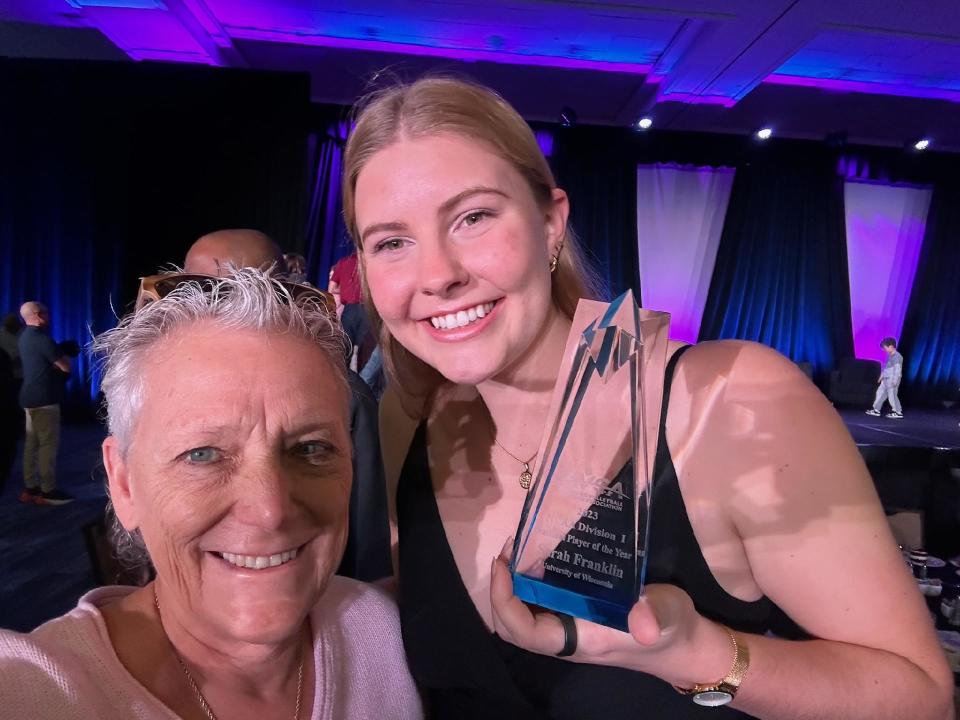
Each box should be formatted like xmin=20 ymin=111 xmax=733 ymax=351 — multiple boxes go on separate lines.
xmin=136 ymin=273 xmax=337 ymax=315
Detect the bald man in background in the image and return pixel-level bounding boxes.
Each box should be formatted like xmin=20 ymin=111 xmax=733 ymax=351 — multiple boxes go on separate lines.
xmin=183 ymin=229 xmax=391 ymax=581
xmin=18 ymin=301 xmax=72 ymax=506
xmin=184 ymin=229 xmax=280 ymax=276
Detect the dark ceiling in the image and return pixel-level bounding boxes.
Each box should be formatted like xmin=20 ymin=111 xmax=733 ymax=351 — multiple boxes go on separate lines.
xmin=1 ymin=0 xmax=959 ymax=150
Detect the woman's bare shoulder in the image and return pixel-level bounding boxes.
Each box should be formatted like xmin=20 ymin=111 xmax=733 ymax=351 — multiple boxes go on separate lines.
xmin=667 ymin=339 xmax=827 ymax=420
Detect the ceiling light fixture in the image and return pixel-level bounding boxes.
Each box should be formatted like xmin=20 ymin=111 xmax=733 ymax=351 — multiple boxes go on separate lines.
xmin=636 ymin=117 xmax=653 ymax=130
xmin=913 ymin=138 xmax=930 ymax=151
xmin=756 ymin=127 xmax=773 ymax=141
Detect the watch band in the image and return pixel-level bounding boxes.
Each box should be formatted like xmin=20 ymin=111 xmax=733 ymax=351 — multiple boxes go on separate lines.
xmin=673 ymin=627 xmax=750 ymax=707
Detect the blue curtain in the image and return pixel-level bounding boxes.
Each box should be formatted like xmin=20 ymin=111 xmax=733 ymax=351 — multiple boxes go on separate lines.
xmin=304 ymin=122 xmax=352 ymax=289
xmin=898 ymin=181 xmax=960 ymax=404
xmin=1 ymin=59 xmax=311 ymax=411
xmin=0 ymin=102 xmax=123 ymax=410
xmin=698 ymin=159 xmax=854 ymax=376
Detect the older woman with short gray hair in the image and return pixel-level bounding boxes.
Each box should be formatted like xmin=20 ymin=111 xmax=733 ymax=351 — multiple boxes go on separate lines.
xmin=0 ymin=268 xmax=421 ymax=720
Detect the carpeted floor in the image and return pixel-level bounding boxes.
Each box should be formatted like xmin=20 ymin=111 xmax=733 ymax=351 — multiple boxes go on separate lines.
xmin=0 ymin=421 xmax=108 ymax=632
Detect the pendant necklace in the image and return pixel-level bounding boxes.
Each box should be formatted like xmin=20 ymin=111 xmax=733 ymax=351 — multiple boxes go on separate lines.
xmin=490 ymin=427 xmax=537 ymax=490
xmin=487 ymin=410 xmax=540 ymax=490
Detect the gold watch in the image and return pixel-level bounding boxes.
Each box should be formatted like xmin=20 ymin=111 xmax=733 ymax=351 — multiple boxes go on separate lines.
xmin=673 ymin=627 xmax=750 ymax=707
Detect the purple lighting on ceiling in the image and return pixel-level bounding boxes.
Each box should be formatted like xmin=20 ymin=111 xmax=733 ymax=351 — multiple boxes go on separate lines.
xmin=180 ymin=0 xmax=233 ymax=48
xmin=765 ymin=74 xmax=960 ymax=104
xmin=81 ymin=5 xmax=216 ymax=64
xmin=226 ymin=28 xmax=653 ymax=75
xmin=653 ymin=89 xmax=737 ymax=107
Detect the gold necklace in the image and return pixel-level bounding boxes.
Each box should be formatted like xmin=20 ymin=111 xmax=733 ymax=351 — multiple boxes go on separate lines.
xmin=153 ymin=588 xmax=304 ymax=720
xmin=485 ymin=404 xmax=538 ymax=490
xmin=489 ymin=435 xmax=537 ymax=490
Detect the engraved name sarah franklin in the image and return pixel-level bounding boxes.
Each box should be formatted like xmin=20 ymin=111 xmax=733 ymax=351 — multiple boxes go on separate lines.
xmin=542 ymin=478 xmax=636 ymax=589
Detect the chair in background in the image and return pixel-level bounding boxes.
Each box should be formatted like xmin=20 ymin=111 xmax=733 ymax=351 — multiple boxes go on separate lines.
xmin=886 ymin=509 xmax=923 ymax=550
xmin=828 ymin=357 xmax=882 ymax=407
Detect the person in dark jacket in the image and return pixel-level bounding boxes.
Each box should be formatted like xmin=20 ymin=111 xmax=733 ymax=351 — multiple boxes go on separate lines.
xmin=17 ymin=301 xmax=73 ymax=505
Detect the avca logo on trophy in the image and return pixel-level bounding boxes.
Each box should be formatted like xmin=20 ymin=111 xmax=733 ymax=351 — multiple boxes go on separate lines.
xmin=510 ymin=290 xmax=670 ymax=631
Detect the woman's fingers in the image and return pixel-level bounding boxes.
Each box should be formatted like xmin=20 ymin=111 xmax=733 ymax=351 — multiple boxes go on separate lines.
xmin=627 ymin=594 xmax=664 ymax=646
xmin=498 ymin=535 xmax=514 ymax=562
xmin=490 ymin=554 xmax=570 ymax=655
xmin=627 ymin=584 xmax=696 ymax=647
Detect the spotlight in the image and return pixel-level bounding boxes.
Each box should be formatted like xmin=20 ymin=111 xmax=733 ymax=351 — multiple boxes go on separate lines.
xmin=756 ymin=127 xmax=773 ymax=141
xmin=913 ymin=138 xmax=930 ymax=151
xmin=559 ymin=106 xmax=578 ymax=128
xmin=635 ymin=116 xmax=653 ymax=130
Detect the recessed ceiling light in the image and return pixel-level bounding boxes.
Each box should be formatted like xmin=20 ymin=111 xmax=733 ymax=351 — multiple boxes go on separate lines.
xmin=636 ymin=117 xmax=653 ymax=130
xmin=756 ymin=127 xmax=773 ymax=140
xmin=913 ymin=138 xmax=930 ymax=151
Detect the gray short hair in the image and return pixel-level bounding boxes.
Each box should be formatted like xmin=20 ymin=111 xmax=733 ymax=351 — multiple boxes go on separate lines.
xmin=92 ymin=267 xmax=350 ymax=570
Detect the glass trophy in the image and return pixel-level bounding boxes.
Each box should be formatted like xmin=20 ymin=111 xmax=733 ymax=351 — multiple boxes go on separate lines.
xmin=510 ymin=290 xmax=670 ymax=632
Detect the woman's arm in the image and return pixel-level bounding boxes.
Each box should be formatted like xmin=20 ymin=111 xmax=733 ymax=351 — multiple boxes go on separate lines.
xmin=491 ymin=341 xmax=953 ymax=720
xmin=674 ymin=340 xmax=952 ymax=720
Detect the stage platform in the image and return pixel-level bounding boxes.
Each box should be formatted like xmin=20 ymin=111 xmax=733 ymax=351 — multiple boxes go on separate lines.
xmin=837 ymin=407 xmax=960 ymax=557
xmin=840 ymin=407 xmax=960 ymax=454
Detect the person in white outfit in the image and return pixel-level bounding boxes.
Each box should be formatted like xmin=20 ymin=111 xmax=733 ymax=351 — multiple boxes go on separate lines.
xmin=866 ymin=337 xmax=903 ymax=419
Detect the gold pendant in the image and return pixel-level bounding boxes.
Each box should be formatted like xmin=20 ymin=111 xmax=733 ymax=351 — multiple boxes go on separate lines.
xmin=519 ymin=463 xmax=532 ymax=490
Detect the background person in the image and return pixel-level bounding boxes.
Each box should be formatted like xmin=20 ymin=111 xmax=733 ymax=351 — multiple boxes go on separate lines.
xmin=184 ymin=228 xmax=279 ymax=276
xmin=866 ymin=336 xmax=904 ymax=419
xmin=329 ymin=250 xmax=376 ymax=373
xmin=284 ymin=252 xmax=309 ymax=284
xmin=17 ymin=301 xmax=72 ymax=506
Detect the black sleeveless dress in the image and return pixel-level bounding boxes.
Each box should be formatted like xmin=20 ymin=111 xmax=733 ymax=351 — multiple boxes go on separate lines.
xmin=396 ymin=347 xmax=798 ymax=719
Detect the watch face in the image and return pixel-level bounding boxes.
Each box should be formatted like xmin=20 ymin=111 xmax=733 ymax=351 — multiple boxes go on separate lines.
xmin=693 ymin=690 xmax=734 ymax=707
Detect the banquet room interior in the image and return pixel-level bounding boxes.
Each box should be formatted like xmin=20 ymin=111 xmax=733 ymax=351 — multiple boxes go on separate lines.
xmin=1 ymin=0 xmax=959 ymax=702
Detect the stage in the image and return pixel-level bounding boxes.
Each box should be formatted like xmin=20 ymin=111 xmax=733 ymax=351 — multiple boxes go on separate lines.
xmin=840 ymin=407 xmax=960 ymax=453
xmin=838 ymin=407 xmax=960 ymax=557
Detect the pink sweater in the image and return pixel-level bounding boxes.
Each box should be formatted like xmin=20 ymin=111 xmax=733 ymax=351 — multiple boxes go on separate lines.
xmin=0 ymin=576 xmax=421 ymax=719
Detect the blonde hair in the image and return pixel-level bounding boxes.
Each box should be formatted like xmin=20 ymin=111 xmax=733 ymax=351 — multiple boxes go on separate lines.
xmin=342 ymin=76 xmax=603 ymax=414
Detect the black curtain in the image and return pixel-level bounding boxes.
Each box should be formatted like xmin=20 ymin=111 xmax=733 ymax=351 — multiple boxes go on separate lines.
xmin=698 ymin=157 xmax=854 ymax=377
xmin=898 ymin=181 xmax=960 ymax=405
xmin=551 ymin=130 xmax=640 ymax=300
xmin=0 ymin=59 xmax=310 ymax=410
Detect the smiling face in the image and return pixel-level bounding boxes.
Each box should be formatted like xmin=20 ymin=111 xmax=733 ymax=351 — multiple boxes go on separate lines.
xmin=103 ymin=324 xmax=351 ymax=646
xmin=355 ymin=133 xmax=568 ymax=386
